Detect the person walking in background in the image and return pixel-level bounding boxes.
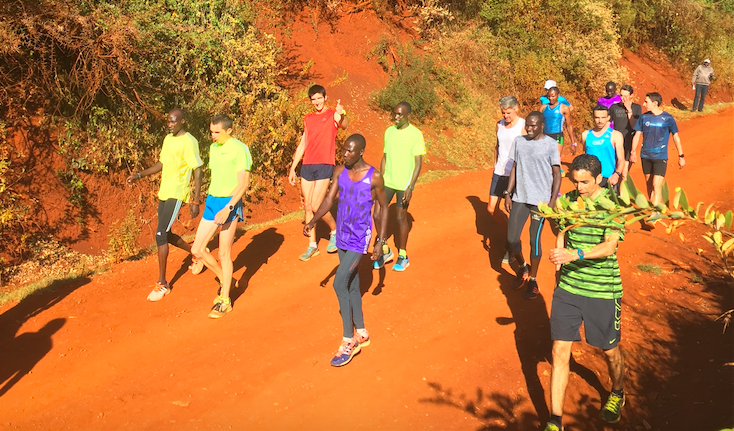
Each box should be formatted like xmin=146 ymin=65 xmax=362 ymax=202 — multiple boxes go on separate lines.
xmin=692 ymin=59 xmax=715 ymax=112
xmin=540 ymin=80 xmax=573 ymax=112
xmin=542 ymin=87 xmax=578 ymax=162
xmin=581 ymin=105 xmax=625 ymax=190
xmin=609 ymin=85 xmax=642 ymax=180
xmin=127 ymin=108 xmax=203 ymax=302
xmin=597 ymin=81 xmax=621 ymax=109
xmin=375 ymin=102 xmax=425 ymax=272
xmin=289 ymin=85 xmax=349 ymax=261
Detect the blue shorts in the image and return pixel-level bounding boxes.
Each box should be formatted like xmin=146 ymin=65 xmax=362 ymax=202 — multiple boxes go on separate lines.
xmin=489 ymin=174 xmax=510 ymax=197
xmin=203 ymin=195 xmax=244 ymax=223
xmin=301 ymin=164 xmax=334 ymax=181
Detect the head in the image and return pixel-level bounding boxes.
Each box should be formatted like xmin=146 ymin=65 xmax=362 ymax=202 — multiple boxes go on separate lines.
xmin=569 ymin=154 xmax=603 ymax=197
xmin=703 ymin=59 xmax=711 ymax=66
xmin=592 ymin=105 xmax=610 ymax=130
xmin=544 ymin=80 xmax=557 ymax=90
xmin=620 ymin=84 xmax=634 ymax=105
xmin=525 ymin=111 xmax=545 ymax=139
xmin=308 ymin=85 xmax=327 ymax=111
xmin=393 ymin=102 xmax=412 ymax=129
xmin=605 ymin=81 xmax=617 ymax=98
xmin=343 ymin=134 xmax=366 ymax=167
xmin=546 ymin=87 xmax=559 ymax=104
xmin=210 ymin=114 xmax=234 ymax=144
xmin=167 ymin=108 xmax=186 ymax=135
xmin=499 ymin=96 xmax=519 ymax=123
xmin=644 ymin=92 xmax=663 ymax=110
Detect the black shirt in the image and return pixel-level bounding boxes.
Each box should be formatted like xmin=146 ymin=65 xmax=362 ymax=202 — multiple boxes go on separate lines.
xmin=609 ymin=102 xmax=642 ymax=139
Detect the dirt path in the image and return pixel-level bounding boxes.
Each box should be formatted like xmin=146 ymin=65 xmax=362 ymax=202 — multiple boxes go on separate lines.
xmin=0 ymin=108 xmax=732 ymax=430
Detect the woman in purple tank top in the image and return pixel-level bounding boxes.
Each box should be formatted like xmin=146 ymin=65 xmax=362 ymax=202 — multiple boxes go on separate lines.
xmin=305 ymin=134 xmax=388 ymax=367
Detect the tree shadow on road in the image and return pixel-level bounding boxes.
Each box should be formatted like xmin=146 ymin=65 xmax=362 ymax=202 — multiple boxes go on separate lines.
xmin=0 ymin=276 xmax=90 ymax=398
xmin=230 ymin=227 xmax=284 ymax=303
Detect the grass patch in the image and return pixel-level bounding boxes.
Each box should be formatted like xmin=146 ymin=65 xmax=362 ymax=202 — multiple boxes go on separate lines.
xmin=0 ymin=268 xmax=103 ymax=308
xmin=637 ymin=263 xmax=663 ymax=276
xmin=416 ymin=169 xmax=467 ymax=185
xmin=666 ymin=102 xmax=734 ymax=122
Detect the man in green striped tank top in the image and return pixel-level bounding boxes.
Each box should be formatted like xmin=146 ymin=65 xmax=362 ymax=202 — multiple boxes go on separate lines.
xmin=543 ymin=154 xmax=626 ymax=431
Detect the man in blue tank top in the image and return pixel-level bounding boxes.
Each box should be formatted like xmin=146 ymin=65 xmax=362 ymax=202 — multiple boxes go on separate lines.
xmin=630 ymin=92 xmax=686 ymax=205
xmin=581 ymin=105 xmax=625 ymax=189
xmin=305 ymin=134 xmax=388 ymax=367
xmin=542 ymin=87 xmax=578 ymax=161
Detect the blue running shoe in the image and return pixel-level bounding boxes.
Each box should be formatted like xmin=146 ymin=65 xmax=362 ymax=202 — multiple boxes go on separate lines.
xmin=393 ymin=256 xmax=410 ymax=272
xmin=326 ymin=233 xmax=338 ymax=253
xmin=373 ymin=247 xmax=394 ymax=269
xmin=330 ymin=338 xmax=361 ymax=367
xmin=299 ymin=246 xmax=320 ymax=261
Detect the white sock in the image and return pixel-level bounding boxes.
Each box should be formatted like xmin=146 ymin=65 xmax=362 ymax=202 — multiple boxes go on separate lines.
xmin=342 ymin=336 xmax=352 ymax=342
xmin=356 ymin=328 xmax=368 ymax=337
xmin=309 ymin=241 xmax=317 ymax=248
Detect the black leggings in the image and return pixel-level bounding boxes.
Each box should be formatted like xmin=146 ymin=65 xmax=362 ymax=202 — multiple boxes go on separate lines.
xmin=334 ymin=249 xmax=366 ymax=338
xmin=507 ymin=202 xmax=544 ymax=260
xmin=156 ymin=198 xmax=184 ymax=246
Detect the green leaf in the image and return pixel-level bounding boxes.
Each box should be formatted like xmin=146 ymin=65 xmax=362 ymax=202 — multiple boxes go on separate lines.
xmin=662 ymin=181 xmax=670 ymax=206
xmin=669 ymin=211 xmax=685 ymax=219
xmin=597 ymin=196 xmax=616 ymax=210
xmin=672 ymin=188 xmax=681 ymax=209
xmin=725 ymin=210 xmax=733 ymax=229
xmin=626 ymin=214 xmax=647 ymax=225
xmin=623 ymin=175 xmax=639 ymax=199
xmin=582 ymin=196 xmax=597 ymax=210
xmin=635 ymin=193 xmax=650 ymax=209
xmin=679 ymin=188 xmax=690 ymax=212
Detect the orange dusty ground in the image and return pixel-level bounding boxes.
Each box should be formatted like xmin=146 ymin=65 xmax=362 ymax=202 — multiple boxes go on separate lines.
xmin=0 ymin=107 xmax=732 ymax=430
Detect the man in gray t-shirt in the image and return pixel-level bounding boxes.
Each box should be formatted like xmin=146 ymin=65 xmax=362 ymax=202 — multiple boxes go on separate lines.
xmin=504 ymin=111 xmax=562 ymax=300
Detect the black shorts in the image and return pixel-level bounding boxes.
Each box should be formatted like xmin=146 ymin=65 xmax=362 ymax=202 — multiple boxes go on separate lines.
xmin=385 ymin=187 xmax=409 ymax=210
xmin=550 ymin=287 xmax=621 ymax=350
xmin=547 ymin=132 xmax=563 ymax=145
xmin=301 ymin=164 xmax=334 ymax=181
xmin=156 ymin=198 xmax=183 ymax=246
xmin=622 ymin=133 xmax=634 ymax=161
xmin=489 ymin=174 xmax=510 ymax=197
xmin=641 ymin=158 xmax=667 ymax=177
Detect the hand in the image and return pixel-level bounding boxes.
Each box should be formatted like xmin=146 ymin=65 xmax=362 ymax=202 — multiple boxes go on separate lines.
xmin=335 ymin=99 xmax=345 ymax=115
xmin=549 ymin=248 xmax=578 ymax=266
xmin=126 ymin=173 xmax=140 ymax=184
xmin=609 ymin=172 xmax=621 ymax=186
xmin=629 ymin=152 xmax=637 ymax=164
xmin=189 ymin=203 xmax=200 ymax=219
xmin=692 ymin=85 xmax=696 ymax=90
xmin=371 ymin=244 xmax=382 ymax=261
xmin=288 ymin=169 xmax=297 ymax=186
xmin=504 ymin=195 xmax=512 ymax=212
xmin=678 ymin=156 xmax=686 ymax=168
xmin=623 ymin=99 xmax=633 ymax=111
xmin=403 ymin=188 xmax=413 ymax=204
xmin=571 ymin=143 xmax=577 ymax=155
xmin=214 ymin=207 xmax=230 ymax=225
xmin=303 ymin=222 xmax=315 ymax=237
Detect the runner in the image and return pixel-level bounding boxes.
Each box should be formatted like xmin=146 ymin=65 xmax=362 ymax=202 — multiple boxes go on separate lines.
xmin=191 ymin=114 xmax=252 ymax=319
xmin=304 ymin=134 xmax=388 ymax=367
xmin=289 ymin=85 xmax=349 ymax=261
xmin=126 ymin=108 xmax=203 ymax=302
xmin=597 ymin=81 xmax=622 ymax=108
xmin=488 ymin=96 xmax=525 ymax=263
xmin=545 ymin=154 xmax=626 ymax=431
xmin=630 ymin=92 xmax=685 ymax=205
xmin=581 ymin=105 xmax=625 ymax=190
xmin=609 ymin=84 xmax=642 ymax=179
xmin=541 ymin=87 xmax=578 ymax=161
xmin=374 ymin=101 xmax=425 ymax=271
xmin=539 ymin=80 xmax=572 ymax=111
xmin=504 ymin=111 xmax=561 ymax=300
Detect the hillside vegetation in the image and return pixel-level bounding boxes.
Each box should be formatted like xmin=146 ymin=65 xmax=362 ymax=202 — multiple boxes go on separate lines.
xmin=0 ymin=0 xmax=732 ymax=264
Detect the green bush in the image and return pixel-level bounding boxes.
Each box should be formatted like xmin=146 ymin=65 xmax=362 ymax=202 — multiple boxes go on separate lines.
xmin=107 ymin=209 xmax=141 ymax=263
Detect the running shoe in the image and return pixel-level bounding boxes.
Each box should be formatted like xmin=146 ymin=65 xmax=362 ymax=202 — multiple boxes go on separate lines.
xmin=393 ymin=256 xmax=410 ymax=272
xmin=543 ymin=422 xmax=563 ymax=431
xmin=599 ymin=391 xmax=625 ymax=423
xmin=513 ymin=264 xmax=530 ymax=289
xmin=523 ymin=279 xmax=540 ymax=299
xmin=299 ymin=246 xmax=320 ymax=261
xmin=330 ymin=338 xmax=361 ymax=367
xmin=208 ymin=299 xmax=232 ymax=319
xmin=326 ymin=233 xmax=338 ymax=253
xmin=502 ymin=251 xmax=516 ymax=264
xmin=373 ymin=247 xmax=394 ymax=269
xmin=146 ymin=282 xmax=170 ymax=302
xmin=354 ymin=330 xmax=371 ymax=348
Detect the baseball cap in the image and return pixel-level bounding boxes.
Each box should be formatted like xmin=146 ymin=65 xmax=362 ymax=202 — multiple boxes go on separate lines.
xmin=704 ymin=59 xmax=711 ymax=63
xmin=544 ymin=80 xmax=557 ymax=89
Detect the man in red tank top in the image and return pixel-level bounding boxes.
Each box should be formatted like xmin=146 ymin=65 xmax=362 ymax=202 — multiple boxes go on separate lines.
xmin=289 ymin=85 xmax=349 ymax=261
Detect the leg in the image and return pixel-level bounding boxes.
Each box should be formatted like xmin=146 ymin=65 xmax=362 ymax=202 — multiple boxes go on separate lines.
xmin=310 ymin=178 xmax=336 ymax=233
xmin=644 ymin=173 xmax=654 ymax=200
xmin=155 ymin=199 xmax=184 ymax=284
xmin=507 ymin=202 xmax=531 ymax=267
xmin=699 ymin=84 xmax=709 ymax=111
xmin=603 ymin=346 xmax=625 ymax=391
xmin=333 ymin=249 xmax=363 ymax=339
xmin=528 ymin=210 xmax=544 ymax=279
xmin=549 ymin=340 xmax=573 ymax=418
xmin=346 ymin=251 xmax=366 ymax=331
xmin=395 ymin=205 xmax=410 ymax=251
xmin=301 ymin=179 xmax=318 ymax=243
xmin=216 ymin=219 xmax=239 ymax=300
xmin=191 ymin=218 xmax=223 ymax=281
xmin=693 ymin=85 xmax=702 ymax=111
xmin=650 ymin=174 xmax=665 ymax=206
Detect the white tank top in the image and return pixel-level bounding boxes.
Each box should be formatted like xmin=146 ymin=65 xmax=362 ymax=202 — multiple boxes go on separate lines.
xmin=495 ymin=117 xmax=525 ymax=176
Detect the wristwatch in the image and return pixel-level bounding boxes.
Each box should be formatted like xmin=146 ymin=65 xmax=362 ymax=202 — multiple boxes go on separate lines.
xmin=576 ymin=248 xmax=585 ymax=260
xmin=227 ymin=203 xmax=235 ymax=211
xmin=502 ymin=190 xmax=510 ymax=196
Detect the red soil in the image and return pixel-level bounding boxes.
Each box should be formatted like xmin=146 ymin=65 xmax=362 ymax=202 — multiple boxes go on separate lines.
xmin=0 ymin=106 xmax=732 ymax=430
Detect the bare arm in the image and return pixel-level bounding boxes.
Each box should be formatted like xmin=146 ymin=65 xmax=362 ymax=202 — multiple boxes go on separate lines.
xmin=672 ymin=133 xmax=685 ymax=168
xmin=334 ymin=100 xmax=349 ymax=130
xmin=550 ymin=232 xmax=620 ymax=266
xmin=304 ymin=167 xmax=342 ymax=235
xmin=562 ymin=105 xmax=577 ymax=145
xmin=380 ymin=153 xmax=386 ymax=174
xmin=289 ymin=126 xmax=308 ymax=186
xmin=214 ymin=170 xmax=251 ymax=225
xmin=371 ymin=170 xmax=389 ymax=261
xmin=190 ymin=167 xmax=202 ymax=218
xmin=580 ymin=130 xmax=588 ymax=154
xmin=126 ymin=161 xmax=163 ymax=183
xmin=504 ymin=161 xmax=516 ymax=212
xmin=610 ymin=131 xmax=625 ymax=185
xmin=550 ymin=165 xmax=561 ymax=208
xmin=403 ymin=155 xmax=423 ymax=204
xmin=629 ymin=131 xmax=642 ymax=164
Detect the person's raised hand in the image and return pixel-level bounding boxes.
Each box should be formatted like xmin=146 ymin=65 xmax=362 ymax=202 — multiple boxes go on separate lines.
xmin=335 ymin=99 xmax=345 ymax=115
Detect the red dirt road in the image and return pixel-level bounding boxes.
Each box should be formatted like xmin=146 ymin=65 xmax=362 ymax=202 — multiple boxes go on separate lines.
xmin=0 ymin=108 xmax=732 ymax=430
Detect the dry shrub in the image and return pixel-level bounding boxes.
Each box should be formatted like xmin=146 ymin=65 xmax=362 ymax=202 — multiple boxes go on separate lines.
xmin=106 ymin=210 xmax=141 ymax=263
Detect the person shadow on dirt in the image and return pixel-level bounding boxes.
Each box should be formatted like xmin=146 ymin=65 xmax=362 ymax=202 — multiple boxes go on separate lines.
xmin=229 ymin=227 xmax=285 ymax=303
xmin=466 ymin=195 xmax=605 ymax=425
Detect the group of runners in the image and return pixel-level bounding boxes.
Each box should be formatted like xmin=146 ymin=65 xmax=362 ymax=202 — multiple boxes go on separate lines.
xmin=127 ymin=78 xmax=687 ymax=429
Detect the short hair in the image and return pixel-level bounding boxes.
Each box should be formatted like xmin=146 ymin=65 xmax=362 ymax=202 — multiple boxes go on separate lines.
xmin=211 ymin=114 xmax=233 ymax=130
xmin=396 ymin=101 xmax=412 ymax=113
xmin=570 ymin=154 xmax=602 ymax=178
xmin=592 ymin=104 xmax=609 ymax=113
xmin=345 ymin=133 xmax=366 ymax=151
xmin=646 ymin=92 xmax=663 ymax=106
xmin=620 ymin=84 xmax=634 ymax=94
xmin=499 ymin=96 xmax=518 ymax=110
xmin=169 ymin=108 xmax=186 ymax=120
xmin=308 ymin=85 xmax=326 ymax=98
xmin=526 ymin=110 xmax=544 ymax=124
xmin=605 ymin=81 xmax=617 ymax=89
xmin=547 ymin=86 xmax=560 ymax=94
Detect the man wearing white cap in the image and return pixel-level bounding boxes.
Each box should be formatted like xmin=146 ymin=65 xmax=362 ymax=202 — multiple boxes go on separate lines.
xmin=540 ymin=80 xmax=572 ymax=111
xmin=692 ymin=59 xmax=715 ymax=112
